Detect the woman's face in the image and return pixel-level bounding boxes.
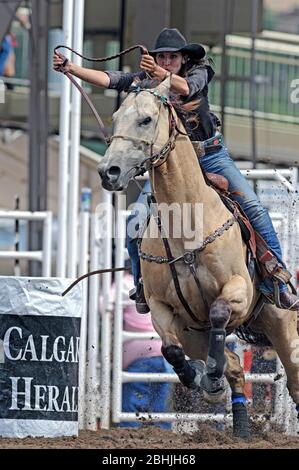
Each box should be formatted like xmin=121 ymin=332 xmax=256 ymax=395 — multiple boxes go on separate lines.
xmin=155 ymin=51 xmax=184 ymax=74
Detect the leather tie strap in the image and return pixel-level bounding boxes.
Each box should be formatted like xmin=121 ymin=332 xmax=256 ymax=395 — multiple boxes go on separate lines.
xmin=64 ymin=71 xmax=110 ymax=144
xmin=61 ymin=266 xmax=129 ymax=296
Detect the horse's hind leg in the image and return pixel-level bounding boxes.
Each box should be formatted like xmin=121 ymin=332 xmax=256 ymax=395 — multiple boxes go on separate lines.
xmin=225 ymin=348 xmax=250 ymax=439
xmin=253 ymin=305 xmax=299 ymax=426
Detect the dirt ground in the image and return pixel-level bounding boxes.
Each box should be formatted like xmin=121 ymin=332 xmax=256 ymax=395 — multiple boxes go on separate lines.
xmin=0 ymin=422 xmax=298 ymax=449
xmin=0 ymin=386 xmax=298 ymax=449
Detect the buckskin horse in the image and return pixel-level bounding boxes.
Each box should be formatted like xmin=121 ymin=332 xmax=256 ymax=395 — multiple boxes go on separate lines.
xmin=97 ymin=77 xmax=299 ymax=438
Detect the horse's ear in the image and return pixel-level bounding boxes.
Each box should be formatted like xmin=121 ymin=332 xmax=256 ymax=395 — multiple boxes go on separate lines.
xmin=156 ymin=75 xmax=171 ymax=97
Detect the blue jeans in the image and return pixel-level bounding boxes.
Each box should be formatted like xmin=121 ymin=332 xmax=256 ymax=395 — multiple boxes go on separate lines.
xmin=127 ymin=144 xmax=287 ymax=294
xmin=127 ymin=182 xmax=152 ymax=286
xmin=118 ymin=356 xmax=172 ymax=429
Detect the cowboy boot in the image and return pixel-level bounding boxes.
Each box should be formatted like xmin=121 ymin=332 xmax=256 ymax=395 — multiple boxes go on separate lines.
xmin=279 ymin=291 xmax=299 ymax=311
xmin=129 ymin=278 xmax=150 ymax=314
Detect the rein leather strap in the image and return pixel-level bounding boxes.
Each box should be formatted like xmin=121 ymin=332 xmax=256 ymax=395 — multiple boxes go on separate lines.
xmin=64 ymin=71 xmax=110 ymax=144
xmin=54 ymin=44 xmax=149 ymax=145
xmin=61 ymin=266 xmax=129 ymax=296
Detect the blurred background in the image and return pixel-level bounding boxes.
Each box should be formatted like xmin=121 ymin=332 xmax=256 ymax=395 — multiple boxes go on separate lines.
xmin=0 ymin=0 xmax=298 ymax=278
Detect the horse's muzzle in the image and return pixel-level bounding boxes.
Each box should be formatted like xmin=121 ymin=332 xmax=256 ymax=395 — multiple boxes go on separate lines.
xmin=98 ymin=165 xmax=123 ymax=191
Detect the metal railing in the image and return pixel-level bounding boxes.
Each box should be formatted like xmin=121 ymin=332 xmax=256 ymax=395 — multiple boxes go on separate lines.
xmin=0 ymin=211 xmax=52 ymax=277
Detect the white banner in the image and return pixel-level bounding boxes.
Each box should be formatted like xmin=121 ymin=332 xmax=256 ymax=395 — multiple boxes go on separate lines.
xmin=0 ymin=276 xmax=82 ymax=438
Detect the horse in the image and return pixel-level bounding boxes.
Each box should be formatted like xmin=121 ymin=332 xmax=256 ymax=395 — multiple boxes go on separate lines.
xmin=97 ymin=77 xmax=299 ymax=438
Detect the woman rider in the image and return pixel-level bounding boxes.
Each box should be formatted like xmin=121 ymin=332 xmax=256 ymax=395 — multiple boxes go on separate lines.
xmin=53 ymin=28 xmax=299 ymax=313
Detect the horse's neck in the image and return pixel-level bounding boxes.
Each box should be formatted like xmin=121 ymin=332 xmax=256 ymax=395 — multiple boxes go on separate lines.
xmin=150 ymin=134 xmax=227 ymax=250
xmin=151 ymin=135 xmax=211 ymax=206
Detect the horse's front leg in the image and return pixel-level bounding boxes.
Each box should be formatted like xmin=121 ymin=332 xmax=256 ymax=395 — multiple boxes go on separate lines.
xmin=202 ymin=274 xmax=250 ymax=439
xmin=201 ymin=298 xmax=231 ymax=395
xmin=204 ymin=274 xmax=250 ymax=394
xmin=148 ymin=298 xmax=199 ymax=389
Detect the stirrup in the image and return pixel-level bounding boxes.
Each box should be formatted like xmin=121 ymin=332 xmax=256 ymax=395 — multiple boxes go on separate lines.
xmin=135 ymin=279 xmax=150 ymax=314
xmin=279 ymin=291 xmax=299 ymax=311
xmin=261 ymin=277 xmax=296 ymax=310
xmin=262 ymin=291 xmax=299 ymax=311
xmin=129 ymin=286 xmax=136 ymax=301
xmin=129 ymin=280 xmax=150 ymax=313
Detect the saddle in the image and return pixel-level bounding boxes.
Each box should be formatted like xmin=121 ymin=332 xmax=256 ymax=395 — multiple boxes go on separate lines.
xmin=191 ymin=139 xmax=293 ymax=295
xmin=205 ymin=172 xmax=229 ymax=193
xmin=203 ymin=171 xmax=295 ymax=301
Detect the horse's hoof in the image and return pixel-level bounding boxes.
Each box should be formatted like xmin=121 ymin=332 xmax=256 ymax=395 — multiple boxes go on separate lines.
xmin=202 ymin=375 xmax=228 ymax=403
xmin=200 ymin=373 xmax=227 ymax=396
xmin=187 ymin=359 xmax=206 ymax=388
xmin=202 ymin=387 xmax=227 ymax=404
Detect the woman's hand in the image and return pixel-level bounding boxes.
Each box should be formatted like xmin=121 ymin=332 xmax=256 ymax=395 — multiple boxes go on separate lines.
xmin=53 ymin=52 xmax=71 ymax=73
xmin=140 ymin=54 xmax=167 ymax=81
xmin=52 ymin=54 xmax=110 ymax=88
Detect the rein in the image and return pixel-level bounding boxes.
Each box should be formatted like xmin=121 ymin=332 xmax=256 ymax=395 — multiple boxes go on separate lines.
xmin=61 ymin=266 xmax=130 ymax=296
xmin=54 ymin=44 xmax=149 ymax=145
xmin=54 ymin=44 xmax=150 ymax=297
xmin=54 ymin=44 xmax=178 ymax=175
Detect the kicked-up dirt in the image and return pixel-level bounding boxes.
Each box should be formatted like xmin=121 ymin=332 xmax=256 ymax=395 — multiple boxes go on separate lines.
xmin=0 ymin=422 xmax=298 ymax=449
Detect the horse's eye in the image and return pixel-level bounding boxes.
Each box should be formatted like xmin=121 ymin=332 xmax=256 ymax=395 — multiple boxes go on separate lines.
xmin=140 ymin=117 xmax=152 ymax=126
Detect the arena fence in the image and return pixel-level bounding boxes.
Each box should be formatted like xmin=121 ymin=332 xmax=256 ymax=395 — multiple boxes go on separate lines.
xmin=0 ymin=210 xmax=52 ymax=277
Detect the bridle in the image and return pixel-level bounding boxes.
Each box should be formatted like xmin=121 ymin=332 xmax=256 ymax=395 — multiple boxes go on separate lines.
xmin=108 ymin=86 xmax=180 ymax=179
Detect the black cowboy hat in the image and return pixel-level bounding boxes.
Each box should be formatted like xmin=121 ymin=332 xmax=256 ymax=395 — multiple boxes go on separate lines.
xmin=149 ymin=28 xmax=205 ymax=60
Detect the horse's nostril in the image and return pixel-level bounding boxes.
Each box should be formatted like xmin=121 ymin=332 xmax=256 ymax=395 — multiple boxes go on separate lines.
xmin=107 ymin=166 xmax=121 ymax=177
xmin=105 ymin=166 xmax=121 ymax=180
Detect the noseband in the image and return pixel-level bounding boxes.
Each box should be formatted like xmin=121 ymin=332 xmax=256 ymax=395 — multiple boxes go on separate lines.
xmin=109 ymin=87 xmax=179 ymax=177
